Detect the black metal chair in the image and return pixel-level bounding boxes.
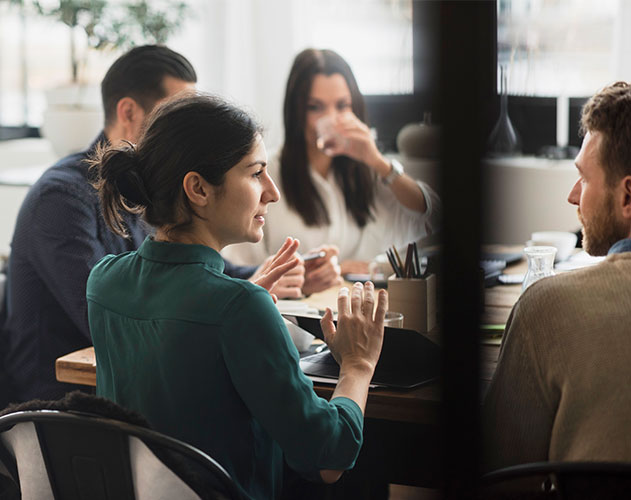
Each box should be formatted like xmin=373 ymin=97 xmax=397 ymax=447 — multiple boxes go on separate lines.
xmin=480 ymin=461 xmax=631 ymax=500
xmin=0 ymin=270 xmax=14 ymax=411
xmin=0 ymin=409 xmax=244 ymax=500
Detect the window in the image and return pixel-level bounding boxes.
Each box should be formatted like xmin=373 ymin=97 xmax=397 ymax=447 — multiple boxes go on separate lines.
xmin=0 ymin=2 xmax=118 ymax=127
xmin=0 ymin=0 xmax=414 ymax=143
xmin=300 ymin=0 xmax=414 ymax=96
xmin=497 ymin=0 xmax=618 ymax=96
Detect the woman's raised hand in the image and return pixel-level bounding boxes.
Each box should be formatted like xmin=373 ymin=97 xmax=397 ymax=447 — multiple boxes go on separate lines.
xmin=251 ymin=237 xmax=303 ymax=302
xmin=319 ymin=112 xmax=385 ymax=171
xmin=320 ymin=281 xmax=387 ymax=373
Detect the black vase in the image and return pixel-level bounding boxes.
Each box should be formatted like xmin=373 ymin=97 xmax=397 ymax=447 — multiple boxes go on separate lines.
xmin=487 ymin=66 xmax=522 ymax=157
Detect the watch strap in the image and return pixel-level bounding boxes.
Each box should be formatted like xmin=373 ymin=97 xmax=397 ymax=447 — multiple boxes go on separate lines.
xmin=382 ymin=158 xmax=404 ymax=185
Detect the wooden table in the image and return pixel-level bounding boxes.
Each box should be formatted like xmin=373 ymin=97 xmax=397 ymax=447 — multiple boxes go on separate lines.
xmin=56 ymin=270 xmax=523 ymax=425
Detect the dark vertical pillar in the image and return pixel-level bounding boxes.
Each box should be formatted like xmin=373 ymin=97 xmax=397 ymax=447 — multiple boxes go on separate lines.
xmin=438 ymin=2 xmax=496 ymax=498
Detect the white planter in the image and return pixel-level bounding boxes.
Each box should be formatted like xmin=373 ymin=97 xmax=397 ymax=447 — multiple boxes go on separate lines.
xmin=40 ymin=85 xmax=104 ymax=158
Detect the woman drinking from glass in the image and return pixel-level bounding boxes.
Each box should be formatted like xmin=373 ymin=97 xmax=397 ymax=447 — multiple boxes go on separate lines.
xmin=86 ymin=92 xmax=387 ymax=500
xmin=224 ymin=48 xmax=440 ymax=277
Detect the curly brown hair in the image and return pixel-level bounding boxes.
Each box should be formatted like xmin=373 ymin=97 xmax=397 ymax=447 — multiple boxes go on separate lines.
xmin=581 ymin=81 xmax=631 ymax=186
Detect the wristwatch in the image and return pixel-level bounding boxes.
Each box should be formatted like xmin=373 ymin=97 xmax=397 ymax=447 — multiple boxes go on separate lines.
xmin=382 ymin=158 xmax=404 ymax=186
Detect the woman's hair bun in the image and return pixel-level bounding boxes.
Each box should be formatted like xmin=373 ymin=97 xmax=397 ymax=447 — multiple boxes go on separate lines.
xmin=107 ymin=144 xmax=152 ymax=207
xmin=116 ymin=166 xmax=151 ymax=207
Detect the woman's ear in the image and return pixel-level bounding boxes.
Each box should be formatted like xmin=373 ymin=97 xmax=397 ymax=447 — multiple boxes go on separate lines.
xmin=182 ymin=171 xmax=210 ymax=208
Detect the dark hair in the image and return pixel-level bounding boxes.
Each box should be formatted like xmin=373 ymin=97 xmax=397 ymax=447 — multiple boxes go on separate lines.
xmin=581 ymin=81 xmax=631 ymax=187
xmin=280 ymin=48 xmax=376 ymax=228
xmin=101 ymin=45 xmax=197 ymax=127
xmin=91 ymin=92 xmax=262 ymax=237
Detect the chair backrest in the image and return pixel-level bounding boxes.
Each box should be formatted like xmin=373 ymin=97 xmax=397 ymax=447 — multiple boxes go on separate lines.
xmin=0 ymin=271 xmax=6 ymax=315
xmin=0 ymin=410 xmax=244 ymax=500
xmin=481 ymin=461 xmax=631 ymax=500
xmin=0 ymin=269 xmax=15 ymax=410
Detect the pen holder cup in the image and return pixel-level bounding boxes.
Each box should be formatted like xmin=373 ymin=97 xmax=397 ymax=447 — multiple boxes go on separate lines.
xmin=387 ymin=274 xmax=436 ymax=333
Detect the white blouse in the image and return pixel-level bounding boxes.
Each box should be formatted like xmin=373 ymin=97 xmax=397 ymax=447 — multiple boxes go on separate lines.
xmin=222 ymin=154 xmax=440 ymax=266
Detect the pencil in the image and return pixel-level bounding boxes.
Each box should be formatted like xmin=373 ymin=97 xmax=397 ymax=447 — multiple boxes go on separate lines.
xmin=386 ymin=249 xmax=402 ymax=278
xmin=404 ymin=244 xmax=414 ymax=278
xmin=412 ymin=242 xmax=420 ymax=278
xmin=392 ymin=246 xmax=404 ymax=271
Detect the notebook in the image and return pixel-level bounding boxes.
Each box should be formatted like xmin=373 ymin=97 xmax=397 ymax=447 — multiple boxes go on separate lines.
xmin=283 ymin=314 xmax=441 ymax=389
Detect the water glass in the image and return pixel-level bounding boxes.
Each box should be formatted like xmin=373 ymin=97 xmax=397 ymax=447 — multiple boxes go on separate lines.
xmin=522 ymin=246 xmax=556 ymax=292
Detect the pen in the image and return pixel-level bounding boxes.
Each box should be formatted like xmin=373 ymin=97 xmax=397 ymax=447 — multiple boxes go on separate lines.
xmin=302 ymin=251 xmax=326 ymax=262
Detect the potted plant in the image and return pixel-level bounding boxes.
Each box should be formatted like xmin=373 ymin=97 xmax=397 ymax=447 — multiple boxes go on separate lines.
xmin=28 ymin=0 xmax=189 ymax=156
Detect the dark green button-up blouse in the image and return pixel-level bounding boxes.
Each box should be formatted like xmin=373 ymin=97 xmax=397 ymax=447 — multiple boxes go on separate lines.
xmin=87 ymin=237 xmax=363 ymax=499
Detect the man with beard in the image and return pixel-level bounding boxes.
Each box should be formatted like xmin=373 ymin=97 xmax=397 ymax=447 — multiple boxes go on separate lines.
xmin=483 ymin=81 xmax=631 ymax=471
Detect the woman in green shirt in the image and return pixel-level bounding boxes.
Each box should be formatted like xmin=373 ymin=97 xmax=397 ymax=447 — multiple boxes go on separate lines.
xmin=86 ymin=92 xmax=387 ymax=499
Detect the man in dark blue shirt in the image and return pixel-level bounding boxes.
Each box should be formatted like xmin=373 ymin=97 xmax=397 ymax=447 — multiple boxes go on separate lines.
xmin=0 ymin=46 xmax=287 ymax=402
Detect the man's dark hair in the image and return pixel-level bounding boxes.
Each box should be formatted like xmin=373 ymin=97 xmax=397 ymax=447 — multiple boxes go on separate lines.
xmin=581 ymin=81 xmax=631 ymax=186
xmin=101 ymin=45 xmax=197 ymax=127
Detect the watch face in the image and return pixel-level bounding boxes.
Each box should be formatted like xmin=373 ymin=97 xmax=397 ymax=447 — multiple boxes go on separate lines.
xmin=391 ymin=159 xmax=404 ymax=176
xmin=383 ymin=159 xmax=404 ymax=185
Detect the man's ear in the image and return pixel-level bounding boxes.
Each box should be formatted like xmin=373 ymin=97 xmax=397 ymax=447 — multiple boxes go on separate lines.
xmin=115 ymin=97 xmax=144 ymax=136
xmin=620 ymin=175 xmax=631 ymax=219
xmin=182 ymin=171 xmax=211 ymax=208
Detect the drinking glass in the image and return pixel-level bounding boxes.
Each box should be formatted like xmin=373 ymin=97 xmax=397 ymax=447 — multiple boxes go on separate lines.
xmin=522 ymin=246 xmax=556 ymax=292
xmin=384 ymin=311 xmax=404 ymax=328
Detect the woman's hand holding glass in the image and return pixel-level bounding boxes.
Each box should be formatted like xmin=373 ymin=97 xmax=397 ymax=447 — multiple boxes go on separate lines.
xmin=316 ymin=112 xmax=389 ymax=176
xmin=251 ymin=237 xmax=302 ymax=302
xmin=317 ymin=111 xmax=429 ymax=213
xmin=302 ymin=245 xmax=343 ymax=296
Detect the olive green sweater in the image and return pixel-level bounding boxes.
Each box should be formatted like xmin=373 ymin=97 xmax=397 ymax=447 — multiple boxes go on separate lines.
xmin=483 ymin=251 xmax=631 ymax=472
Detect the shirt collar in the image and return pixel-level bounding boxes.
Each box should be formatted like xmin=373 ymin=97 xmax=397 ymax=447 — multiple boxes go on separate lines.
xmin=137 ymin=236 xmax=225 ymax=272
xmin=87 ymin=131 xmax=109 ymax=155
xmin=608 ymin=238 xmax=631 ymax=255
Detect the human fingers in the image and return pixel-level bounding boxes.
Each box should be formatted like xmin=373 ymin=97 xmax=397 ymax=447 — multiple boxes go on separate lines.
xmin=306 ymin=268 xmax=341 ymax=294
xmin=284 ymin=262 xmax=305 ymax=276
xmin=275 ymin=273 xmax=305 ymax=289
xmin=362 ymin=281 xmax=375 ymax=319
xmin=278 ymin=238 xmax=300 ymax=262
xmin=266 ymin=256 xmax=300 ymax=283
xmin=350 ymin=282 xmax=363 ymax=315
xmin=337 ymin=286 xmax=350 ymax=317
xmin=305 ymin=261 xmax=338 ymax=282
xmin=337 ymin=111 xmax=363 ymax=128
xmin=274 ymin=236 xmax=293 ymax=257
xmin=270 ymin=237 xmax=299 ymax=266
xmin=255 ymin=257 xmax=300 ymax=291
xmin=304 ymin=245 xmax=339 ymax=270
xmin=249 ymin=256 xmax=272 ymax=282
xmin=270 ymin=293 xmax=278 ymax=304
xmin=322 ymin=143 xmax=346 ymax=158
xmin=303 ymin=271 xmax=339 ymax=296
xmin=324 ymin=132 xmax=373 ymax=162
xmin=271 ymin=285 xmax=302 ymax=300
xmin=374 ymin=289 xmax=388 ymax=327
xmin=320 ymin=307 xmax=336 ymax=345
xmin=338 ymin=116 xmax=370 ymax=133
